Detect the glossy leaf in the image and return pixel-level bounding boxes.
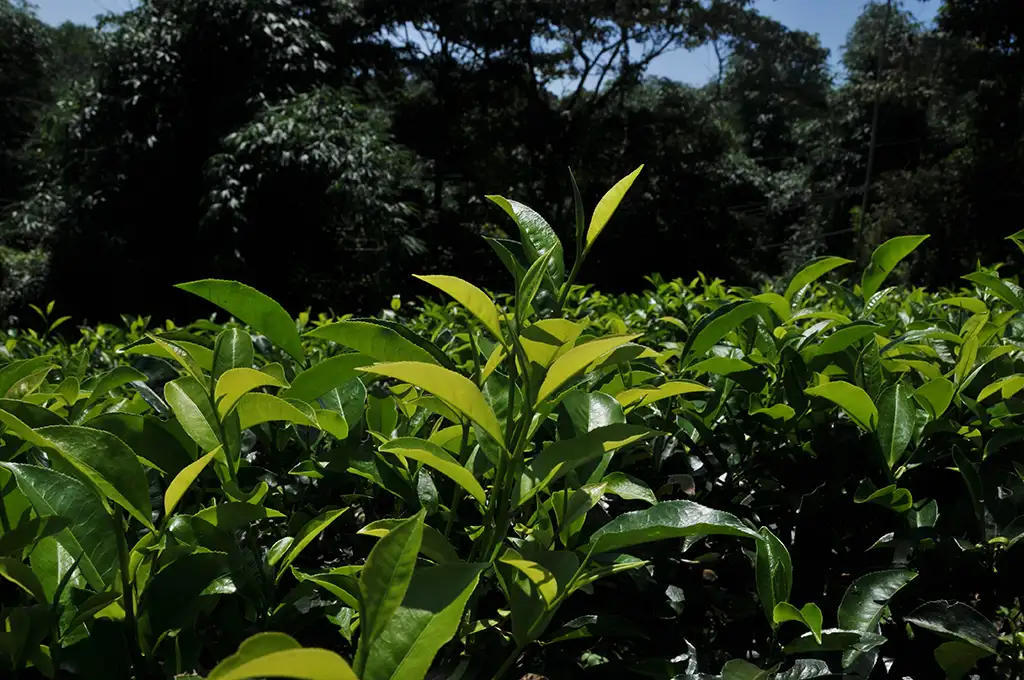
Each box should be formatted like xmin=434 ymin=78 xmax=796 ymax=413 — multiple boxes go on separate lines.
xmin=876 ymin=383 xmax=915 ymax=468
xmin=586 ymin=165 xmax=643 ymax=250
xmin=756 ymin=527 xmax=792 ymax=626
xmin=415 ymin=275 xmax=503 ymax=341
xmin=486 ymin=195 xmax=565 ymax=286
xmin=358 ymin=519 xmax=459 ymax=564
xmin=861 ymin=235 xmax=929 ymax=300
xmin=355 ymin=510 xmax=425 ymax=674
xmin=904 ymin=600 xmax=998 ymax=653
xmin=838 ymin=569 xmax=917 ymax=669
xmin=277 ymin=508 xmax=348 ymax=576
xmin=176 ymin=279 xmax=304 ymax=360
xmin=235 ymin=393 xmax=318 ymax=430
xmin=517 ymin=424 xmax=657 ymax=505
xmin=914 ymin=378 xmax=955 ymax=419
xmin=164 ymin=376 xmax=221 ymax=451
xmin=805 ymin=381 xmax=878 ymax=431
xmin=164 ymin=448 xmax=219 ymax=516
xmin=207 ymin=632 xmax=358 ymax=680
xmin=357 ymin=362 xmax=504 ymax=446
xmin=214 ymin=367 xmax=288 ymax=417
xmin=536 ymin=334 xmax=642 ymax=404
xmin=282 ymin=353 xmax=374 ymax=402
xmin=774 ymin=602 xmax=823 ymax=644
xmin=39 ymin=425 xmax=154 ymax=531
xmin=681 ymin=301 xmax=765 ymax=366
xmin=1 ymin=463 xmax=118 ymax=590
xmin=379 ymin=437 xmax=486 ymax=506
xmin=362 ymin=563 xmax=485 ymax=680
xmin=212 ymin=327 xmax=254 ymax=380
xmin=785 ymin=256 xmax=853 ymax=301
xmin=586 ymin=500 xmax=759 ymax=554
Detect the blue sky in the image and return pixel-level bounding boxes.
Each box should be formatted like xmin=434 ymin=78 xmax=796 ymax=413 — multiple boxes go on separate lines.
xmin=33 ymin=0 xmax=939 ymax=85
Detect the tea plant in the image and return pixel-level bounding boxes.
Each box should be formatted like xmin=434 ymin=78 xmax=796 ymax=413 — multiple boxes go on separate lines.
xmin=0 ymin=169 xmax=1022 ymax=680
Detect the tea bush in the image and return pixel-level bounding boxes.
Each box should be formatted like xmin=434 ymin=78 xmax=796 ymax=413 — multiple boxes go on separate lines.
xmin=0 ymin=169 xmax=1023 ymax=680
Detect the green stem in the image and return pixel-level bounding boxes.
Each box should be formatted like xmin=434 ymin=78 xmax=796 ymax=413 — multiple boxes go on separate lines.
xmin=491 ymin=642 xmax=526 ymax=680
xmin=555 ymin=249 xmax=586 ymax=316
xmin=116 ymin=510 xmax=142 ymax=677
xmin=445 ymin=423 xmax=472 ymax=539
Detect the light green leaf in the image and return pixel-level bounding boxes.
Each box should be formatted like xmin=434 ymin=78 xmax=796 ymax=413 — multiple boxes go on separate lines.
xmin=235 ymin=393 xmax=318 ymax=430
xmin=615 ymin=381 xmax=712 ymax=409
xmin=281 ymin=353 xmax=374 ymax=403
xmin=517 ymin=250 xmax=553 ymax=320
xmin=207 ymin=632 xmax=358 ymax=680
xmin=1 ymin=463 xmax=118 ymax=590
xmin=954 ymin=335 xmax=978 ymax=387
xmin=39 ymin=425 xmax=154 ymax=531
xmin=774 ymin=602 xmax=823 ymax=644
xmin=681 ymin=301 xmax=765 ymax=366
xmin=977 ymin=374 xmax=1024 ymax=402
xmin=585 ymin=500 xmax=759 ymax=554
xmin=486 ymin=196 xmax=565 ymax=286
xmin=813 ymin=322 xmax=881 ymax=357
xmin=214 ymin=367 xmax=288 ymax=417
xmin=164 ymin=376 xmax=221 ymax=452
xmin=536 ymin=334 xmax=642 ymax=404
xmin=176 ymin=279 xmax=304 ymax=360
xmin=962 ymin=272 xmax=1024 ymax=312
xmin=499 ymin=558 xmax=558 ymax=605
xmin=0 ymin=357 xmax=54 ymax=398
xmin=861 ymin=235 xmax=929 ymax=300
xmin=85 ymin=366 xmax=148 ymax=405
xmin=914 ymin=378 xmax=955 ymax=419
xmin=877 ymin=383 xmax=915 ymax=468
xmin=379 ymin=437 xmax=486 ymax=506
xmin=362 ymin=563 xmax=485 ymax=680
xmin=276 ymin=508 xmax=348 ymax=577
xmin=358 ymin=519 xmax=459 ymax=564
xmin=0 ymin=556 xmax=48 ymax=602
xmin=601 ymin=472 xmax=657 ymax=505
xmin=520 ymin=319 xmax=583 ymax=369
xmin=415 ymin=275 xmax=503 ymax=342
xmin=785 ymin=256 xmax=853 ymax=301
xmin=164 ymin=448 xmax=219 ymax=516
xmin=586 ymin=165 xmax=643 ymax=250
xmin=517 ymin=424 xmax=657 ymax=506
xmin=212 ymin=328 xmax=254 ymax=381
xmin=805 ymin=381 xmax=878 ymax=431
xmin=358 ymin=362 xmax=504 ymax=447
xmin=783 ymin=629 xmax=885 ymax=655
xmin=756 ymin=527 xmax=792 ymax=626
xmin=0 ymin=406 xmax=56 ymax=449
xmin=355 ymin=510 xmax=425 ymax=675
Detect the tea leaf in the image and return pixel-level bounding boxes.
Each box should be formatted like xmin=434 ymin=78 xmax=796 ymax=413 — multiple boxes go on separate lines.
xmin=207 ymin=632 xmax=359 ymax=680
xmin=861 ymin=235 xmax=929 ymax=300
xmin=358 ymin=362 xmax=504 ymax=446
xmin=0 ymin=556 xmax=48 ymax=602
xmin=773 ymin=602 xmax=823 ymax=644
xmin=838 ymin=569 xmax=917 ymax=670
xmin=361 ymin=563 xmax=485 ymax=680
xmin=486 ymin=196 xmax=565 ymax=286
xmin=214 ymin=367 xmax=289 ymax=417
xmin=212 ymin=328 xmax=254 ymax=380
xmin=281 ymin=353 xmax=374 ymax=402
xmin=876 ymin=383 xmax=915 ymax=468
xmin=681 ymin=301 xmax=765 ymax=366
xmin=307 ymin=320 xmax=441 ymax=365
xmin=517 ymin=424 xmax=657 ymax=505
xmin=785 ymin=257 xmax=854 ymax=301
xmin=277 ymin=508 xmax=348 ymax=576
xmin=379 ymin=437 xmax=486 ymax=506
xmin=176 ymin=279 xmax=304 ymax=360
xmin=586 ymin=165 xmax=643 ymax=251
xmin=358 ymin=519 xmax=459 ymax=564
xmin=586 ymin=500 xmax=759 ymax=554
xmin=536 ymin=334 xmax=642 ymax=404
xmin=164 ymin=448 xmax=219 ymax=516
xmin=805 ymin=381 xmax=878 ymax=431
xmin=39 ymin=425 xmax=154 ymax=531
xmin=235 ymin=393 xmax=318 ymax=430
xmin=1 ymin=463 xmax=118 ymax=590
xmin=165 ymin=376 xmax=221 ymax=452
xmin=756 ymin=527 xmax=792 ymax=626
xmin=415 ymin=275 xmax=503 ymax=342
xmin=905 ymin=600 xmax=998 ymax=653
xmin=355 ymin=510 xmax=425 ymax=674
xmin=914 ymin=378 xmax=955 ymax=419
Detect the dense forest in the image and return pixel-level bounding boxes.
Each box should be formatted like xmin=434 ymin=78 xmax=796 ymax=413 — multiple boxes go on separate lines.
xmin=1 ymin=0 xmax=1022 ymax=321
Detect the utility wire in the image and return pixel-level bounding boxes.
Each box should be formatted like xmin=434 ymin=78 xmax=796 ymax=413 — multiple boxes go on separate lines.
xmin=858 ymin=0 xmax=894 ymax=245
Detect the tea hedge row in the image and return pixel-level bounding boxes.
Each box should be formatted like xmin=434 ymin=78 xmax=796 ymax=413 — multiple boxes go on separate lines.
xmin=0 ymin=170 xmax=1023 ymax=680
